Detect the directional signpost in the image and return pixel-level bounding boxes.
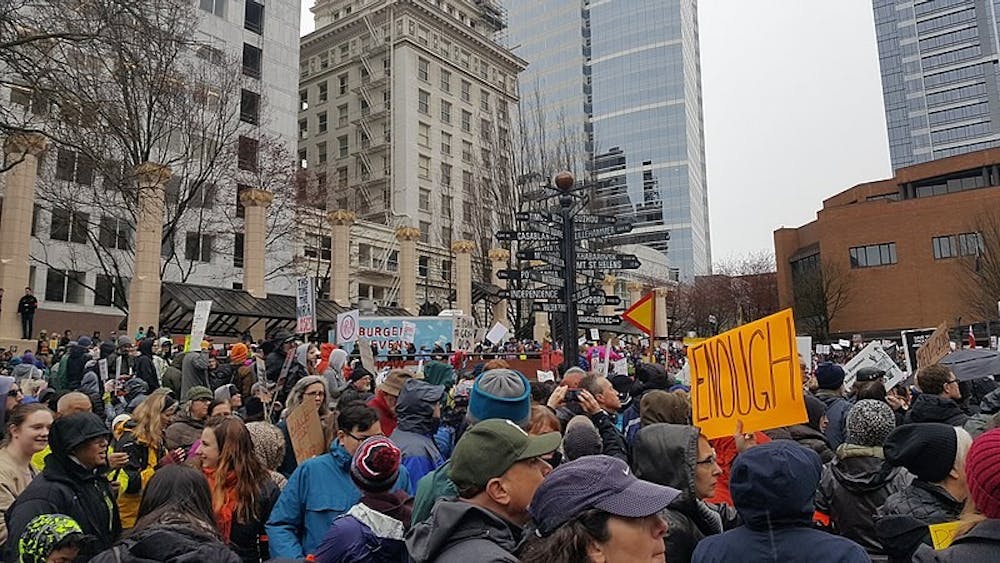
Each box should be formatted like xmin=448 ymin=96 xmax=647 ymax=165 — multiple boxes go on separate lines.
xmin=498 ymin=171 xmax=646 ymax=371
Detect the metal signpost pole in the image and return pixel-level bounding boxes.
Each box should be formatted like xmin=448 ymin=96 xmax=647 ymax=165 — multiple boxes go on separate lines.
xmin=556 ymin=172 xmax=578 ymax=372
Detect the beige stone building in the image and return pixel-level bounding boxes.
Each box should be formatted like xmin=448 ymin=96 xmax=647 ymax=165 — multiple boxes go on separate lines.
xmin=298 ymin=0 xmax=526 ymax=314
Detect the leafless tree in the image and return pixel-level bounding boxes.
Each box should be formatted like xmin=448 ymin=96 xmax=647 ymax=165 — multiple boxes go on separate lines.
xmin=959 ymin=211 xmax=1000 ymax=322
xmin=792 ymin=257 xmax=854 ymax=341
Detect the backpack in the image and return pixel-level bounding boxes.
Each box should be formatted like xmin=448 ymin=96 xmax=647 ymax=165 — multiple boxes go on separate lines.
xmin=48 ymin=354 xmax=70 ymax=391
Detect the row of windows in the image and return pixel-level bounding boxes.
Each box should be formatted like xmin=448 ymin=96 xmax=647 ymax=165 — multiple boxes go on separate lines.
xmin=921 ymin=44 xmax=982 ymax=71
xmin=923 ymin=63 xmax=983 ymax=88
xmin=933 ymin=232 xmax=982 ymax=259
xmin=925 ymin=81 xmax=986 ymax=107
xmin=931 ymin=120 xmax=992 ymax=144
xmin=849 ymin=243 xmax=898 ymax=268
xmin=198 ymin=0 xmax=264 ymax=34
xmin=918 ymin=24 xmax=977 ymax=52
xmin=915 ymin=6 xmax=976 ymax=35
xmin=927 ymin=100 xmax=989 ymax=126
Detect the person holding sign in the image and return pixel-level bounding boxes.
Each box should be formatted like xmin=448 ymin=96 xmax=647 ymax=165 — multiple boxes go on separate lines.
xmin=276 ymin=376 xmax=332 ymax=478
xmin=912 ymin=428 xmax=1000 ymax=561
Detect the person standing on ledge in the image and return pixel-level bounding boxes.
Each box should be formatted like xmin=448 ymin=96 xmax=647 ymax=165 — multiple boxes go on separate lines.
xmin=17 ymin=287 xmax=37 ymax=341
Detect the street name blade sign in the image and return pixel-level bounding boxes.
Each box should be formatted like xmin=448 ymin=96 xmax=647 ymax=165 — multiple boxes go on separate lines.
xmin=577 ymin=222 xmax=634 ymax=240
xmin=500 ymin=288 xmax=562 ymax=300
xmin=578 ymin=315 xmax=621 ymax=326
xmin=622 ymin=292 xmax=654 ymax=335
xmin=515 ymin=249 xmax=565 ymax=267
xmin=574 ymin=214 xmax=617 ymax=225
xmin=532 ymin=302 xmax=568 ymax=313
xmin=495 ymin=230 xmax=560 ymax=243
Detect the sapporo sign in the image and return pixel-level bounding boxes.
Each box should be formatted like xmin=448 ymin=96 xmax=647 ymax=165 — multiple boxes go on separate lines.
xmin=687 ymin=309 xmax=807 ymax=440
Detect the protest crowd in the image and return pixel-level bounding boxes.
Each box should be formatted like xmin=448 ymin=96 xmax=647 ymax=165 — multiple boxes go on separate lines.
xmin=0 ymin=325 xmax=998 ymax=563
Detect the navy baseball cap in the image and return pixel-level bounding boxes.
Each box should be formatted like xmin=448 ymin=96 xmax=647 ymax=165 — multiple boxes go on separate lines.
xmin=530 ymin=455 xmax=681 ymax=537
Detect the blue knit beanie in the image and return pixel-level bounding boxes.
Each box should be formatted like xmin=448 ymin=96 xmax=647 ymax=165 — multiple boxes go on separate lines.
xmin=469 ymin=369 xmax=531 ymax=425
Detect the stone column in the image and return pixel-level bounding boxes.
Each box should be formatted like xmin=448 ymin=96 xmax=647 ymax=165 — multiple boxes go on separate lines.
xmin=396 ymin=225 xmax=421 ymax=315
xmin=240 ymin=189 xmax=273 ymax=298
xmin=488 ymin=247 xmax=510 ymax=327
xmin=627 ymin=281 xmax=644 ymax=306
xmin=328 ymin=210 xmax=355 ymax=307
xmin=654 ymin=286 xmax=671 ymax=341
xmin=452 ymin=240 xmax=475 ymax=316
xmin=601 ymin=275 xmax=617 ymax=317
xmin=127 ymin=162 xmax=172 ymax=338
xmin=0 ymin=134 xmax=47 ymax=345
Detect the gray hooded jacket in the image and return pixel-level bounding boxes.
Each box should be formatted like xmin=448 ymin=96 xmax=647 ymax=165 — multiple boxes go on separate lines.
xmin=405 ymin=499 xmax=522 ymax=563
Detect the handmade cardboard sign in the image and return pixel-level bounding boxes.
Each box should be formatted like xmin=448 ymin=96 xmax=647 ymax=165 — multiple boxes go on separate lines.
xmin=929 ymin=520 xmax=961 ymax=550
xmin=688 ymin=309 xmax=807 ymax=440
xmin=916 ymin=322 xmax=950 ymax=369
xmin=286 ymin=403 xmax=326 ymax=464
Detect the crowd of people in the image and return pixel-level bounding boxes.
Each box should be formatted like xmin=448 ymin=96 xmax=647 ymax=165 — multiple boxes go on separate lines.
xmin=0 ymin=327 xmax=998 ymax=562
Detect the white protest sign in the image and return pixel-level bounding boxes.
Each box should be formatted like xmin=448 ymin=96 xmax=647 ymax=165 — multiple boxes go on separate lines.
xmin=536 ymin=370 xmax=555 ymax=383
xmin=485 ymin=322 xmax=509 ymax=345
xmin=838 ymin=339 xmax=851 ymax=348
xmin=612 ymin=358 xmax=628 ymax=376
xmin=358 ymin=337 xmax=376 ymax=373
xmin=337 ymin=309 xmax=360 ymax=345
xmin=296 ymin=277 xmax=316 ymax=334
xmin=589 ymin=328 xmax=600 ymax=341
xmin=843 ymin=341 xmax=907 ymax=390
xmin=452 ymin=315 xmax=476 ymax=351
xmin=189 ymin=300 xmax=213 ymax=351
xmin=796 ymin=336 xmax=813 ymax=369
xmin=98 ymin=359 xmax=108 ymax=386
xmin=401 ymin=321 xmax=417 ymax=344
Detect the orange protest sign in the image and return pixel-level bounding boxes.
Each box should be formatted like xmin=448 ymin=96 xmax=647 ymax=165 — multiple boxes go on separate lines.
xmin=688 ymin=309 xmax=807 ymax=440
xmin=286 ymin=403 xmax=326 ymax=464
xmin=622 ymin=292 xmax=654 ymax=335
xmin=916 ymin=322 xmax=950 ymax=369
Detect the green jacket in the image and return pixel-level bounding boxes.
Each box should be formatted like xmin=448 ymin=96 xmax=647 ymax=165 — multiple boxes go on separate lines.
xmin=412 ymin=460 xmax=458 ymax=524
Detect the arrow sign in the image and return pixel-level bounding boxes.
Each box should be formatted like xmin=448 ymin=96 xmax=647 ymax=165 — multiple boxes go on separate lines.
xmin=496 ymin=230 xmax=560 ymax=243
xmin=577 ymin=258 xmax=641 ymax=271
xmin=577 ymin=222 xmax=634 ymax=240
xmin=604 ymin=295 xmax=622 ymax=306
xmin=532 ymin=302 xmax=568 ymax=313
xmin=515 ymin=211 xmax=559 ymax=223
xmin=622 ymin=292 xmax=654 ymax=335
xmin=574 ymin=214 xmax=617 ymax=225
xmin=577 ymin=252 xmax=635 ymax=261
xmin=573 ymin=286 xmax=604 ymax=301
xmin=500 ymin=288 xmax=562 ymax=300
xmin=578 ymin=315 xmax=621 ymax=326
xmin=497 ymin=269 xmax=534 ymax=281
xmin=516 ymin=250 xmax=565 ymax=267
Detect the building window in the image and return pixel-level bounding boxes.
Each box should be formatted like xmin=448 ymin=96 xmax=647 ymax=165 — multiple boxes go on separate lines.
xmin=94 ymin=275 xmax=127 ymax=308
xmin=185 ymin=232 xmax=214 ymax=263
xmin=244 ymin=0 xmax=264 ymax=33
xmin=419 ymin=255 xmax=429 ymax=277
xmin=462 ymin=170 xmax=473 ymax=193
xmin=338 ymin=167 xmax=348 ymax=187
xmin=480 ymin=90 xmax=490 ymax=112
xmin=418 ymin=122 xmax=430 ymax=146
xmin=240 ymin=89 xmax=260 ymax=124
xmin=338 ymin=135 xmax=348 ymax=157
xmin=480 ymin=118 xmax=491 ymax=139
xmin=299 ymin=90 xmax=308 ymax=111
xmin=304 ymin=234 xmax=332 ymax=261
xmin=441 ymin=132 xmax=452 ymax=155
xmin=55 ymin=149 xmax=94 ymax=185
xmin=418 ymin=58 xmax=429 ymax=82
xmin=418 ymin=90 xmax=430 ymax=114
xmin=849 ymin=242 xmax=897 ymax=268
xmin=338 ymin=104 xmax=348 ymax=126
xmin=387 ymin=250 xmax=398 ymax=272
xmin=238 ymin=136 xmax=258 ymax=171
xmin=44 ymin=269 xmax=85 ymax=304
xmin=462 ymin=141 xmax=473 ymax=162
xmin=199 ymin=0 xmax=226 ymax=17
xmin=481 ymin=148 xmax=490 ymax=167
xmin=463 ymin=201 xmax=473 ymax=222
xmin=49 ymin=208 xmax=88 ymax=243
xmin=461 ymin=80 xmax=471 ymax=102
xmin=317 ymin=142 xmax=327 ymax=164
xmin=298 ymin=119 xmax=307 ymax=140
xmin=441 ymin=100 xmax=452 ymax=124
xmin=440 ymin=69 xmax=451 ymax=93
xmin=419 ymin=188 xmax=431 ymax=210
xmin=419 ymin=222 xmax=430 ymax=244
xmin=441 ymin=163 xmax=452 ymax=187
xmin=933 ymin=232 xmax=982 ymax=259
xmin=441 ymin=194 xmax=452 ymax=217
xmin=233 ymin=233 xmax=244 ymax=268
xmin=242 ymin=44 xmax=262 ymax=79
xmin=461 ymin=110 xmax=471 ymax=132
xmin=236 ymin=184 xmax=251 ymax=218
xmin=418 ymin=155 xmax=431 ymax=179
xmin=98 ymin=216 xmax=132 ymax=250
xmin=441 ymin=259 xmax=452 ymax=281
xmin=338 ymin=73 xmax=348 ymax=95
xmin=318 ymin=111 xmax=328 ymax=134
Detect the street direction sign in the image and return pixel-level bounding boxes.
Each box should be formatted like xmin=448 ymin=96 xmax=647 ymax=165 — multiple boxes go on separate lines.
xmin=532 ymin=302 xmax=568 ymax=313
xmin=497 ymin=269 xmax=534 ymax=281
xmin=500 ymin=288 xmax=562 ymax=300
xmin=577 ymin=252 xmax=637 ymax=262
xmin=578 ymin=293 xmax=620 ymax=306
xmin=577 ymin=258 xmax=642 ymax=271
xmin=496 ymin=230 xmax=560 ymax=243
xmin=577 ymin=222 xmax=634 ymax=240
xmin=515 ymin=211 xmax=560 ymax=223
xmin=515 ymin=250 xmax=565 ymax=267
xmin=578 ymin=315 xmax=621 ymax=326
xmin=574 ymin=214 xmax=617 ymax=225
xmin=572 ymin=286 xmax=604 ymax=301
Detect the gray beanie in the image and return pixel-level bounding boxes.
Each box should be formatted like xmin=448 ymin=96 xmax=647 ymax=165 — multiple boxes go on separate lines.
xmin=562 ymin=415 xmax=602 ymax=461
xmin=847 ymin=399 xmax=896 ymax=447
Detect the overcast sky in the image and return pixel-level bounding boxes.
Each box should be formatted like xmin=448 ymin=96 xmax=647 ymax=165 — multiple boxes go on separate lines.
xmin=299 ymin=1 xmax=893 ymax=265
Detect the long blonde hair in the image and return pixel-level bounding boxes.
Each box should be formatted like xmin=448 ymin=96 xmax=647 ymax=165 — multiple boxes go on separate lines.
xmin=131 ymin=389 xmax=172 ymax=451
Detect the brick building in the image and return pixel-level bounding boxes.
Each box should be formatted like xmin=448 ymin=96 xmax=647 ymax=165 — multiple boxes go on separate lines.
xmin=774 ymin=148 xmax=1000 ymax=338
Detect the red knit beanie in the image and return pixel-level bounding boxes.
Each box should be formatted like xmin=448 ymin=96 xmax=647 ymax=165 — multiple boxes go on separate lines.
xmin=966 ymin=427 xmax=1000 ymax=519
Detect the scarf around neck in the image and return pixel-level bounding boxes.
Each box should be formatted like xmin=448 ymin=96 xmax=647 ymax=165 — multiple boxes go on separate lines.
xmin=202 ymin=465 xmax=238 ymax=543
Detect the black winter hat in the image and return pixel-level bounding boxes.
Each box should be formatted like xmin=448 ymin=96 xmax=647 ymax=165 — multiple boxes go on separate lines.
xmin=884 ymin=422 xmax=958 ymax=482
xmin=49 ymin=412 xmax=111 ymax=455
xmin=815 ymin=362 xmax=846 ymax=390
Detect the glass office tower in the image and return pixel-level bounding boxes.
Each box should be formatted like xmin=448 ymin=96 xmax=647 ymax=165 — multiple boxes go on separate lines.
xmin=873 ymin=0 xmax=1000 ymax=170
xmin=505 ymin=0 xmax=711 ymax=279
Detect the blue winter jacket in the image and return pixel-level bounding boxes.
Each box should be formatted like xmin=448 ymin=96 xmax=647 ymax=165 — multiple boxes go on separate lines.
xmin=265 ymin=440 xmax=411 ymax=558
xmin=692 ymin=441 xmax=870 ymax=563
xmin=391 ymin=380 xmax=446 ymax=494
xmin=314 ymin=503 xmax=409 ymax=563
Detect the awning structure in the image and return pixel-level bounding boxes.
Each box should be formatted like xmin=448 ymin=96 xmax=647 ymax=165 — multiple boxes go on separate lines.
xmin=157 ymin=282 xmax=410 ymax=338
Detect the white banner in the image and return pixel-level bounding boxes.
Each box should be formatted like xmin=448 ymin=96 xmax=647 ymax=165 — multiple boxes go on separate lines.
xmin=296 ymin=277 xmax=316 ymax=334
xmin=189 ymin=300 xmax=213 ymax=351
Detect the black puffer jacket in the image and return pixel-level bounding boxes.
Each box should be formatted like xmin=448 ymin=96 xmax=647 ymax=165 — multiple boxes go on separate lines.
xmin=133 ymin=339 xmax=159 ymax=394
xmin=632 ymin=423 xmax=740 ymax=563
xmin=905 ymin=394 xmax=968 ymax=426
xmin=64 ymin=343 xmax=90 ymax=391
xmin=89 ymin=523 xmax=241 ymax=563
xmin=876 ymin=480 xmax=965 ymax=562
xmin=787 ymin=423 xmax=835 ymax=464
xmin=816 ymin=445 xmax=912 ymax=557
xmin=229 ymin=478 xmax=280 ymax=563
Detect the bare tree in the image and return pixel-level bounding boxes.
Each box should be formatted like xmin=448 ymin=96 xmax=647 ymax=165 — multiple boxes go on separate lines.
xmin=959 ymin=211 xmax=1000 ymax=322
xmin=792 ymin=257 xmax=854 ymax=341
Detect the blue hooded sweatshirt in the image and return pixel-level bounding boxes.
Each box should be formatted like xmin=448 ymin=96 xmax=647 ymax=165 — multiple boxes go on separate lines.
xmin=266 ymin=439 xmax=411 ymax=558
xmin=693 ymin=441 xmax=870 ymax=563
xmin=390 ymin=379 xmax=445 ymax=494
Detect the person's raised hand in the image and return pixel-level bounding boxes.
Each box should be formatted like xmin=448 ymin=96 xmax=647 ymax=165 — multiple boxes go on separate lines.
xmin=108 ymin=451 xmax=129 ymax=469
xmin=546 ymin=385 xmax=568 ymax=410
xmin=735 ymin=420 xmax=757 ymax=453
xmin=578 ymin=389 xmax=603 ymax=416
